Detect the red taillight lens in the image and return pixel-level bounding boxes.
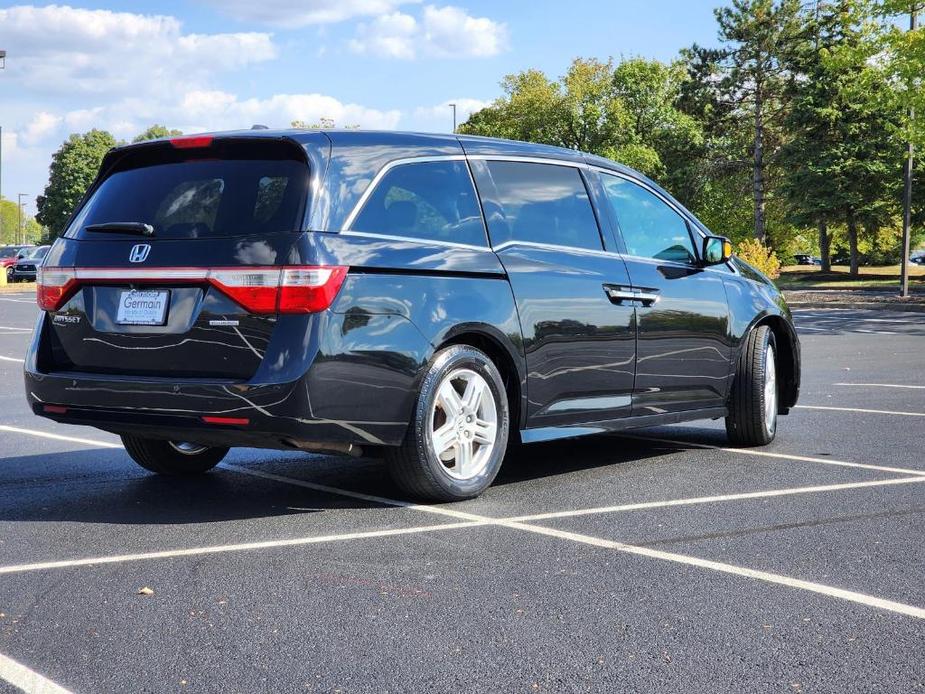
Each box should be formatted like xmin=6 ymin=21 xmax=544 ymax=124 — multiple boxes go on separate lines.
xmin=37 ymin=267 xmax=78 ymax=311
xmin=208 ymin=268 xmax=282 ymax=313
xmin=208 ymin=266 xmax=347 ymax=314
xmin=170 ymin=135 xmax=214 ymax=149
xmin=278 ymin=266 xmax=348 ymax=313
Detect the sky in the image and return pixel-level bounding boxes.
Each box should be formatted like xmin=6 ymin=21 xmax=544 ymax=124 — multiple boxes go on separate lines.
xmin=0 ymin=1 xmax=722 ymax=218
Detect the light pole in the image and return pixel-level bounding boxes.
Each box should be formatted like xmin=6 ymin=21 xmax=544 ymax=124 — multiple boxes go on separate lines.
xmin=449 ymin=103 xmax=457 ymax=134
xmin=1 ymin=49 xmax=5 ymax=243
xmin=900 ymin=7 xmax=919 ymax=299
xmin=17 ymin=194 xmax=27 ymax=245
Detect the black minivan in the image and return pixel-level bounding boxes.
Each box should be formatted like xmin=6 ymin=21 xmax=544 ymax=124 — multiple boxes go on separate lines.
xmin=25 ymin=130 xmax=800 ymax=501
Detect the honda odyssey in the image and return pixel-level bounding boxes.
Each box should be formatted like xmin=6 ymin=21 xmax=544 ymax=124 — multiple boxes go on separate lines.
xmin=25 ymin=130 xmax=800 ymax=501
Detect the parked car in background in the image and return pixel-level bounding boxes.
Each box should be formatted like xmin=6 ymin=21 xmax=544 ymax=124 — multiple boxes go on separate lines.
xmin=1 ymin=245 xmax=35 ymax=280
xmin=11 ymin=245 xmax=50 ymax=282
xmin=911 ymin=255 xmax=925 ymax=266
xmin=793 ymin=254 xmax=822 ymax=266
xmin=25 ymin=130 xmax=801 ymax=501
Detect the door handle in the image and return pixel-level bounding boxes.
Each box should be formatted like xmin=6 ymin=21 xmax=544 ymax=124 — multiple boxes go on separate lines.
xmin=604 ymin=285 xmax=637 ymax=304
xmin=604 ymin=285 xmax=660 ymax=306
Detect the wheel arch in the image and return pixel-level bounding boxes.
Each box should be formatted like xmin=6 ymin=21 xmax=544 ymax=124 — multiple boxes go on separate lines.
xmin=437 ymin=324 xmax=527 ymax=434
xmin=746 ymin=314 xmax=800 ymax=413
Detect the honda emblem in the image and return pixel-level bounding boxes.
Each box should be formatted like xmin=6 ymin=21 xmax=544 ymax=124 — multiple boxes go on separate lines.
xmin=129 ymin=244 xmax=151 ymax=263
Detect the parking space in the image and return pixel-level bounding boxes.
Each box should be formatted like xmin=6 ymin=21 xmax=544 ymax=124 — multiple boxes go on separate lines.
xmin=0 ymin=300 xmax=923 ymax=692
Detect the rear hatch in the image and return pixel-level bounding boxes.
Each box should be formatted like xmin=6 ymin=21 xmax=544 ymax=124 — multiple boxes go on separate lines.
xmin=37 ymin=136 xmax=318 ymax=381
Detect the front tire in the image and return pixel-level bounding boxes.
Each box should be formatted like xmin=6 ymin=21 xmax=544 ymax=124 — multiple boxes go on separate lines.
xmin=387 ymin=345 xmax=509 ymax=501
xmin=121 ymin=435 xmax=228 ymax=475
xmin=726 ymin=325 xmax=778 ymax=446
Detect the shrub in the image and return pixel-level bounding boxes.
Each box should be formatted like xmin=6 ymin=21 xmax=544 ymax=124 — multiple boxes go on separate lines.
xmin=736 ymin=238 xmax=781 ymax=279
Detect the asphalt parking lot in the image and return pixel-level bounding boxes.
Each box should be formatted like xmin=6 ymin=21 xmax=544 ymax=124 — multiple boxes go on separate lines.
xmin=0 ymin=291 xmax=922 ymax=693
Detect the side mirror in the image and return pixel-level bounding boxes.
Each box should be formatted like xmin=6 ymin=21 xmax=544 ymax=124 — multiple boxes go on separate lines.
xmin=702 ymin=236 xmax=733 ymax=266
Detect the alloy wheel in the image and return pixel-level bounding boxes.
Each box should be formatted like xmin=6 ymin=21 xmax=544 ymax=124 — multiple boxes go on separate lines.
xmin=428 ymin=368 xmax=498 ymax=480
xmin=764 ymin=344 xmax=777 ymax=434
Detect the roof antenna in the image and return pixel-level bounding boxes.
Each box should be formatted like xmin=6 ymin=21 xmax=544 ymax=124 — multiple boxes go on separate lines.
xmin=251 ymin=124 xmax=269 ymax=130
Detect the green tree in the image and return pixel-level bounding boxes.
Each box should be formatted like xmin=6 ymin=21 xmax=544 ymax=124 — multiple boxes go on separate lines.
xmin=291 ymin=118 xmax=360 ymax=129
xmin=35 ymin=130 xmax=118 ymax=238
xmin=133 ymin=124 xmax=183 ymax=143
xmin=0 ymin=198 xmax=45 ymax=245
xmin=713 ymin=0 xmax=802 ymax=241
xmin=459 ymin=58 xmax=702 ymax=182
xmin=816 ymin=0 xmax=900 ymax=275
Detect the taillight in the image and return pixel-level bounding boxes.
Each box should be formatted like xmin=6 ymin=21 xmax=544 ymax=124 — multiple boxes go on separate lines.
xmin=209 ymin=268 xmax=282 ymax=313
xmin=36 ymin=265 xmax=347 ymax=314
xmin=36 ymin=267 xmax=78 ymax=311
xmin=279 ymin=266 xmax=348 ymax=313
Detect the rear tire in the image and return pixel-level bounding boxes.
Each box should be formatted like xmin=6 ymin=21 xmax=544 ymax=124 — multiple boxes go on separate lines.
xmin=386 ymin=345 xmax=509 ymax=501
xmin=121 ymin=435 xmax=228 ymax=475
xmin=725 ymin=325 xmax=778 ymax=446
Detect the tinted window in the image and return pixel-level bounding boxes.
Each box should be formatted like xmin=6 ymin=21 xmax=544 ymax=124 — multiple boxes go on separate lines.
xmin=485 ymin=162 xmax=602 ymax=251
xmin=68 ymin=159 xmax=309 ymax=240
xmin=601 ymin=175 xmax=696 ymax=263
xmin=351 ymin=160 xmax=486 ymax=246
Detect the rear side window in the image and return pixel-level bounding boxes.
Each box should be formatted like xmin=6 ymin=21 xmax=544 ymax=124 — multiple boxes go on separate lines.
xmin=68 ymin=155 xmax=309 ymax=240
xmin=485 ymin=161 xmax=602 ymax=251
xmin=601 ymin=174 xmax=696 ymax=263
xmin=350 ymin=160 xmax=486 ymax=247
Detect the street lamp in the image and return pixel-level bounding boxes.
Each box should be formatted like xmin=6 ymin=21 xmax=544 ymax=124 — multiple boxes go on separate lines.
xmin=449 ymin=103 xmax=457 ymax=134
xmin=1 ymin=50 xmax=6 ymax=244
xmin=0 ymin=50 xmax=6 ymax=245
xmin=18 ymin=194 xmax=28 ymax=245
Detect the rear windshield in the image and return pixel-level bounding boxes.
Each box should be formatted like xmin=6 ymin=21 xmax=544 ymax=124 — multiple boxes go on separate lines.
xmin=66 ymin=144 xmax=309 ymax=240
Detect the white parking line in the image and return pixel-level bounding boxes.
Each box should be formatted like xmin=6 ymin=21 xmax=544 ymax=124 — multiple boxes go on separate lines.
xmin=0 ymin=326 xmax=31 ymax=332
xmin=796 ymin=404 xmax=924 ymax=417
xmin=622 ymin=433 xmax=925 ymax=477
xmin=227 ymin=466 xmax=925 ymax=620
xmin=507 ymin=476 xmax=925 ymax=522
xmin=0 ymin=651 xmax=73 ymax=694
xmin=2 ymin=425 xmax=924 ymax=619
xmin=834 ymin=383 xmax=925 ymax=390
xmin=0 ymin=425 xmax=120 ymax=448
xmin=0 ymin=355 xmax=24 ymax=363
xmin=0 ymin=520 xmax=485 ymax=576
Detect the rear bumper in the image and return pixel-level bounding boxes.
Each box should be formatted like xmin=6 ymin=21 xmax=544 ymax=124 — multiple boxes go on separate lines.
xmin=25 ymin=370 xmax=409 ymax=449
xmin=24 ymin=306 xmax=435 ymax=450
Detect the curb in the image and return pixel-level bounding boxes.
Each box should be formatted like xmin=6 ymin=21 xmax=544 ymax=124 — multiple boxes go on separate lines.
xmin=788 ymin=301 xmax=925 ymax=313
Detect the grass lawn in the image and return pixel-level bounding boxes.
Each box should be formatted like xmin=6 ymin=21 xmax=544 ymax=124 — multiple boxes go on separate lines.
xmin=777 ymin=264 xmax=925 ymax=290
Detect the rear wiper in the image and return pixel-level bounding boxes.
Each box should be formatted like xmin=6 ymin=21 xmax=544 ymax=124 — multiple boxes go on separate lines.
xmin=85 ymin=222 xmax=155 ymax=236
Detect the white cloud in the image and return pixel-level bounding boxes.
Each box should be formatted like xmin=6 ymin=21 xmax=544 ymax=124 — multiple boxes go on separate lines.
xmin=21 ymin=112 xmax=63 ymax=146
xmin=0 ymin=5 xmax=277 ymax=95
xmin=413 ymin=98 xmax=492 ymax=126
xmin=202 ymin=0 xmax=418 ymax=27
xmin=175 ymin=91 xmax=403 ymax=131
xmin=420 ymin=6 xmax=508 ymax=58
xmin=349 ymin=4 xmax=508 ymax=59
xmin=349 ymin=12 xmax=418 ymax=59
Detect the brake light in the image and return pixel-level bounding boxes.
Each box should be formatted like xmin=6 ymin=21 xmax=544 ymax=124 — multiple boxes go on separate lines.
xmin=170 ymin=135 xmax=213 ymax=149
xmin=209 ymin=268 xmax=282 ymax=313
xmin=36 ymin=267 xmax=78 ymax=311
xmin=36 ymin=265 xmax=348 ymax=314
xmin=279 ymin=266 xmax=348 ymax=313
